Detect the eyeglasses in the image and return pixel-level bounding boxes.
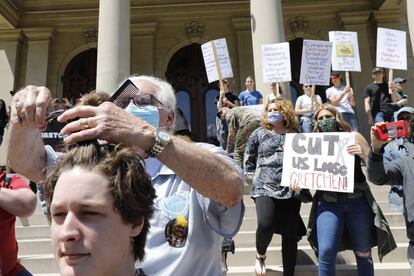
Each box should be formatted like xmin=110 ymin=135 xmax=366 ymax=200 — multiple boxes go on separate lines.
xmin=110 ymin=79 xmax=163 ymax=109
xmin=330 ymin=76 xmax=339 ymax=80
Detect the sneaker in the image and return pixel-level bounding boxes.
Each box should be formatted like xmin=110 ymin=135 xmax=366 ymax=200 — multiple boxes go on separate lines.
xmin=255 ymin=255 xmax=266 ymax=276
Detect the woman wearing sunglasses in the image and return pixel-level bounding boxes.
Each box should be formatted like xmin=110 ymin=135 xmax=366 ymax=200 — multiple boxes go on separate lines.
xmin=306 ymin=104 xmax=396 ymax=276
xmin=295 ymin=84 xmax=322 ymax=133
xmin=244 ymin=99 xmax=309 ymax=276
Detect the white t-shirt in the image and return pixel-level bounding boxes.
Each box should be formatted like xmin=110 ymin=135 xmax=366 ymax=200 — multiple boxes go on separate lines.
xmin=325 ymin=85 xmax=354 ymax=114
xmin=295 ymin=94 xmax=322 ymax=117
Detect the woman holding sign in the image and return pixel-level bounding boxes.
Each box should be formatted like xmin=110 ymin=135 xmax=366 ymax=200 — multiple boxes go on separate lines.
xmin=244 ymin=98 xmax=310 ymax=276
xmin=307 ymin=104 xmax=396 ymax=276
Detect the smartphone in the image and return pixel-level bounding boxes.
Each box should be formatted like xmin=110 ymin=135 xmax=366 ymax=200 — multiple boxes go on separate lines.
xmin=375 ymin=120 xmax=408 ymax=140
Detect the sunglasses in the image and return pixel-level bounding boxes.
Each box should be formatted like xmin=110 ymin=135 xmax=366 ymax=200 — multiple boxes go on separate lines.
xmin=110 ymin=79 xmax=163 ymax=109
xmin=304 ymin=85 xmax=312 ymax=88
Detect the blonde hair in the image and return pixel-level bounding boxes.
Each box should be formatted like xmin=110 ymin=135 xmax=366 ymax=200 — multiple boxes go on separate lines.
xmin=262 ymin=98 xmax=299 ymax=130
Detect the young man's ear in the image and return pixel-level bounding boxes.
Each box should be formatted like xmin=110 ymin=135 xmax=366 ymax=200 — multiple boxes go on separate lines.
xmin=131 ymin=217 xmax=144 ymax=238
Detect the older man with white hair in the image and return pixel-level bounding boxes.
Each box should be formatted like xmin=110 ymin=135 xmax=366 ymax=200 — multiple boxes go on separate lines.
xmin=7 ymin=75 xmax=244 ymax=276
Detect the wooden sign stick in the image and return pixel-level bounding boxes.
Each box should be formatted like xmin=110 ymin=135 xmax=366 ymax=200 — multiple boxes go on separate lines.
xmin=345 ymin=71 xmax=350 ymax=87
xmin=211 ymin=41 xmax=223 ymax=82
xmin=388 ymin=68 xmax=394 ymax=94
xmin=276 ymin=82 xmax=280 ymax=97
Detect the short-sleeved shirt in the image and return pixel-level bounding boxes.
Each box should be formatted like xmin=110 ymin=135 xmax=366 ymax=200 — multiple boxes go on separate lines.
xmin=45 ymin=143 xmax=244 ymax=276
xmin=326 ymin=85 xmax=354 ymax=114
xmin=0 ymin=173 xmax=29 ymax=274
xmin=239 ymin=90 xmax=262 ymax=106
xmin=295 ymin=94 xmax=322 ymax=117
xmin=364 ymin=82 xmax=392 ymax=115
xmin=225 ymin=106 xmax=262 ymax=131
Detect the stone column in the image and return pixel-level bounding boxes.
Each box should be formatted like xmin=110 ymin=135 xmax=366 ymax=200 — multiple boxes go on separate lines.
xmin=24 ymin=28 xmax=55 ymax=86
xmin=0 ymin=29 xmax=23 ymax=165
xmin=250 ymin=0 xmax=285 ymax=96
xmin=232 ymin=17 xmax=253 ymax=93
xmin=96 ymin=0 xmax=130 ymax=94
xmin=408 ymin=0 xmax=414 ymax=53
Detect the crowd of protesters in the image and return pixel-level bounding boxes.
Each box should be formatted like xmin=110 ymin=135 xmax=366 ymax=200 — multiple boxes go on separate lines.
xmin=0 ymin=66 xmax=413 ymax=276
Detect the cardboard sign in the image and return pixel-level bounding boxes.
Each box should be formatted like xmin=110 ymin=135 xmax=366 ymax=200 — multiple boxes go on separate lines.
xmin=329 ymin=31 xmax=361 ymax=72
xmin=201 ymin=38 xmax=233 ymax=83
xmin=261 ymin=42 xmax=292 ymax=83
xmin=376 ymin=27 xmax=407 ymax=70
xmin=299 ymin=40 xmax=333 ymax=85
xmin=281 ymin=132 xmax=355 ymax=193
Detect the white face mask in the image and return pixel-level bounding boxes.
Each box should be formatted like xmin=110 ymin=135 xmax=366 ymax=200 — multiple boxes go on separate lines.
xmin=124 ymin=102 xmax=160 ymax=127
xmin=267 ymin=111 xmax=284 ymax=125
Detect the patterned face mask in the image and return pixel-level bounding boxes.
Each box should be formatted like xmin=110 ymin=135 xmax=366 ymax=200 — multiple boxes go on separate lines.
xmin=318 ymin=118 xmax=338 ymax=132
xmin=267 ymin=111 xmax=284 ymax=125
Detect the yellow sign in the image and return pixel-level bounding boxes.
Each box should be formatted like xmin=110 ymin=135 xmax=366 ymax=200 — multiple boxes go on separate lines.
xmin=336 ymin=45 xmax=354 ymax=57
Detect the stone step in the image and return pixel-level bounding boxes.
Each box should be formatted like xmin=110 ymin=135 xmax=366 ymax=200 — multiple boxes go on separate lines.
xmin=227 ymin=263 xmax=411 ymax=276
xmin=226 ymin=243 xmax=409 ymax=266
xmin=18 ymin=239 xmax=53 ymax=255
xmin=240 ymin=213 xmax=405 ymax=232
xmin=16 ymin=226 xmax=408 ymax=256
xmin=233 ymin=226 xmax=407 ymax=247
xmin=242 ymin=201 xmax=403 ymax=219
xmin=16 ymin=225 xmax=51 ymax=239
xmin=18 ymin=254 xmax=58 ymax=274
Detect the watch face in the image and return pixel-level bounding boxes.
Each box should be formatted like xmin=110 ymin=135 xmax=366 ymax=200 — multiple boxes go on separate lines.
xmin=158 ymin=130 xmax=171 ymax=142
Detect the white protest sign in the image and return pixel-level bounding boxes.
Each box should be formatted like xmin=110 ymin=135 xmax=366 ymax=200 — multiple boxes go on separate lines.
xmin=299 ymin=40 xmax=333 ymax=85
xmin=329 ymin=31 xmax=361 ymax=72
xmin=201 ymin=38 xmax=233 ymax=83
xmin=376 ymin=27 xmax=407 ymax=70
xmin=261 ymin=42 xmax=292 ymax=83
xmin=281 ymin=132 xmax=355 ymax=193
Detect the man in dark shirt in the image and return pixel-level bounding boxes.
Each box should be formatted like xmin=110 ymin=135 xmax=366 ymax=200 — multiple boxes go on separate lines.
xmin=364 ymin=67 xmax=397 ymax=124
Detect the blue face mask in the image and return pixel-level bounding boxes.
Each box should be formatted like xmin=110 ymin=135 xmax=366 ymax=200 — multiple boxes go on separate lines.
xmin=267 ymin=111 xmax=284 ymax=125
xmin=125 ymin=102 xmax=160 ymax=127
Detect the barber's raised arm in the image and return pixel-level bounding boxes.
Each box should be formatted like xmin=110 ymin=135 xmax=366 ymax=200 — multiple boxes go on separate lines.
xmin=58 ymin=103 xmax=243 ymax=208
xmin=7 ymin=86 xmax=51 ymax=182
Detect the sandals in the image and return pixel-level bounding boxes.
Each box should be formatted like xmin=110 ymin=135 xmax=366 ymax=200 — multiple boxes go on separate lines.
xmin=255 ymin=254 xmax=266 ymax=276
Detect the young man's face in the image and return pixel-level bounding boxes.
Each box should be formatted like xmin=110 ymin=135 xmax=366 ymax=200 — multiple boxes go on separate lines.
xmin=50 ymin=166 xmax=141 ymax=276
xmin=245 ymin=77 xmax=254 ymax=90
xmin=372 ymin=71 xmax=385 ymax=82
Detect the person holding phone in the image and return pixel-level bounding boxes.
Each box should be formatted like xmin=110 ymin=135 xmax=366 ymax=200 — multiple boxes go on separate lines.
xmin=368 ymin=115 xmax=414 ymax=274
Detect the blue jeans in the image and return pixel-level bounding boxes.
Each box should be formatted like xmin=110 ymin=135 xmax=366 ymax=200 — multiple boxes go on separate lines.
xmin=316 ymin=196 xmax=374 ymax=276
xmin=375 ymin=111 xmax=393 ymax=123
xmin=300 ymin=116 xmax=313 ymax=133
xmin=341 ymin=112 xmax=358 ymax=131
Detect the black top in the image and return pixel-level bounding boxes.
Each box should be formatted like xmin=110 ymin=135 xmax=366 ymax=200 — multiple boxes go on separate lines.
xmin=364 ymin=82 xmax=392 ymax=115
xmin=215 ymin=92 xmax=239 ymax=106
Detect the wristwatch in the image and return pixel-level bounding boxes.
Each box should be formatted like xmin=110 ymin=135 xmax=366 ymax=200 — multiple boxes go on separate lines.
xmin=147 ymin=129 xmax=172 ymax=158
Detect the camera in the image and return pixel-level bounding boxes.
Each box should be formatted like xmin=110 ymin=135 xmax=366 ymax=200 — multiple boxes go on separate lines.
xmin=375 ymin=120 xmax=408 ymax=140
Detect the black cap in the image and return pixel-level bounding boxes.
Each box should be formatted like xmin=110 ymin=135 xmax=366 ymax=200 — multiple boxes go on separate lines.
xmin=372 ymin=67 xmax=385 ymax=74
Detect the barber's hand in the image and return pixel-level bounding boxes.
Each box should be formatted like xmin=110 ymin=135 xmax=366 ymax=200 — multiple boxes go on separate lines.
xmin=11 ymin=86 xmax=51 ymax=130
xmin=370 ymin=124 xmax=390 ymax=153
xmin=57 ymin=102 xmax=156 ymax=150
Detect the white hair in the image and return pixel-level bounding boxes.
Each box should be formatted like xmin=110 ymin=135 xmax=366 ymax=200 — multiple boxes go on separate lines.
xmin=129 ymin=75 xmax=176 ymax=111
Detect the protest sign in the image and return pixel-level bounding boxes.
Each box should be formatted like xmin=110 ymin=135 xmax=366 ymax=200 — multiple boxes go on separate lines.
xmin=376 ymin=27 xmax=407 ymax=70
xmin=41 ymin=118 xmax=67 ymax=152
xmin=261 ymin=42 xmax=292 ymax=83
xmin=281 ymin=132 xmax=355 ymax=193
xmin=201 ymin=38 xmax=233 ymax=83
xmin=299 ymin=40 xmax=333 ymax=86
xmin=329 ymin=31 xmax=361 ymax=72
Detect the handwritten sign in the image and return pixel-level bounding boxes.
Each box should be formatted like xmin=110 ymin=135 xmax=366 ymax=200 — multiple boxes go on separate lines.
xmin=261 ymin=42 xmax=292 ymax=83
xmin=329 ymin=31 xmax=361 ymax=72
xmin=299 ymin=40 xmax=333 ymax=85
xmin=201 ymin=38 xmax=233 ymax=83
xmin=281 ymin=132 xmax=355 ymax=193
xmin=376 ymin=27 xmax=407 ymax=70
